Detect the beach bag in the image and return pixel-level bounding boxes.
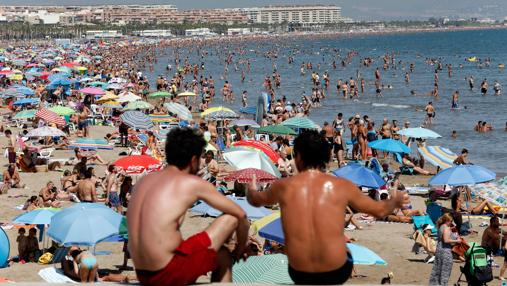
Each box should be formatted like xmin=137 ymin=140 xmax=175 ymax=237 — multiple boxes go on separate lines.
xmin=464 ymin=244 xmax=493 ymax=284
xmin=38 ymin=252 xmax=53 ymax=265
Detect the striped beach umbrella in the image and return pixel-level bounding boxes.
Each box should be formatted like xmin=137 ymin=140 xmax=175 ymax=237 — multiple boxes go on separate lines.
xmin=418 ymin=146 xmax=457 ymax=170
xmin=120 ymin=111 xmax=153 ymax=129
xmin=164 ymin=102 xmax=192 ymax=121
xmin=36 ymin=108 xmax=66 ymax=126
xmin=258 ymin=124 xmax=297 ymax=135
xmin=281 ymin=117 xmax=318 ymax=130
xmin=149 ymin=114 xmax=176 ymax=123
xmin=233 ymin=254 xmax=293 ymax=284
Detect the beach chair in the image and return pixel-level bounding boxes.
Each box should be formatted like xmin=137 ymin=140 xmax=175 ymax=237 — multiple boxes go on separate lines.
xmin=426 ymin=203 xmax=443 ymax=224
xmin=50 ymin=246 xmax=69 ymax=264
xmin=38 ymin=148 xmax=55 ymax=160
xmin=368 ymin=157 xmax=382 ymax=175
xmin=413 ymin=215 xmax=437 ymax=235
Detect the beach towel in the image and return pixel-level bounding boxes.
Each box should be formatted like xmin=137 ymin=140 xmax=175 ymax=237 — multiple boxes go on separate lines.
xmin=67 ymin=138 xmax=113 ymax=150
xmin=406 ymin=186 xmax=430 ymax=195
xmin=38 ymin=267 xmax=77 ymax=283
xmin=418 ymin=146 xmax=457 ymax=170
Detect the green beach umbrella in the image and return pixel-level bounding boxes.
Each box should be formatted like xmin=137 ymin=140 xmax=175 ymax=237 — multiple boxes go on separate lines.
xmin=89 ymin=81 xmax=108 ymax=89
xmin=124 ymin=100 xmax=153 ymax=110
xmin=258 ymin=124 xmax=297 ymax=135
xmin=149 ymin=91 xmax=171 ymax=98
xmin=13 ymin=109 xmax=36 ymax=119
xmin=233 ymin=254 xmax=293 ymax=284
xmin=281 ymin=117 xmax=318 ymax=130
xmin=49 ymin=105 xmax=76 ymax=116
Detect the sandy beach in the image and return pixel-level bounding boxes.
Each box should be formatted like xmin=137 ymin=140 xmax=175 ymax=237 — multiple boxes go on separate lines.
xmin=0 ymin=119 xmax=501 ymax=285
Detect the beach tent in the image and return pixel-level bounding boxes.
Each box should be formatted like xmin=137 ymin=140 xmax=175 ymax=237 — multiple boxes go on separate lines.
xmin=0 ymin=228 xmax=9 ymax=268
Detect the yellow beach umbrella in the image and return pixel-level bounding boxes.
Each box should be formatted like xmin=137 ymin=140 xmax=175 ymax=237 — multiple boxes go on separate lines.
xmin=200 ymin=106 xmax=235 ymax=117
xmin=177 ymin=91 xmax=197 ymax=97
xmin=250 ymin=211 xmax=280 ymax=233
xmin=97 ymin=92 xmax=119 ymax=102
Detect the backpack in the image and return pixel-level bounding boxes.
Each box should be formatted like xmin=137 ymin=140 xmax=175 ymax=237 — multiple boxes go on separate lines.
xmin=464 ymin=243 xmax=493 ymax=284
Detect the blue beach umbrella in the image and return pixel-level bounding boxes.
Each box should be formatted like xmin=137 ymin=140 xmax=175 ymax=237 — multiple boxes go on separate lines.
xmin=397 ymin=127 xmax=441 ymax=139
xmin=429 ymin=164 xmax=496 ymax=186
xmin=191 ymin=197 xmax=271 ymax=220
xmin=13 ymin=208 xmax=60 ymax=225
xmin=49 ymin=78 xmax=71 ymax=86
xmin=47 ymin=72 xmax=70 ymax=82
xmin=368 ymin=139 xmax=411 ymax=154
xmin=47 ymin=203 xmax=123 ymax=246
xmin=13 ymin=98 xmax=39 ymax=106
xmin=15 ymin=86 xmax=35 ymax=96
xmin=120 ymin=110 xmax=153 ymax=130
xmin=332 ymin=163 xmax=385 ymax=189
xmin=258 ymin=218 xmax=386 ymax=265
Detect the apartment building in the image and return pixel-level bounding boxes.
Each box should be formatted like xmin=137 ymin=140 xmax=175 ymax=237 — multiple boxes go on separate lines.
xmin=241 ymin=5 xmax=343 ymax=24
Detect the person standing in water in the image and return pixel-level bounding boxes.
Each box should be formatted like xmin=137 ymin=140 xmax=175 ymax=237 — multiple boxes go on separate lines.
xmin=451 ymin=91 xmax=459 ymax=109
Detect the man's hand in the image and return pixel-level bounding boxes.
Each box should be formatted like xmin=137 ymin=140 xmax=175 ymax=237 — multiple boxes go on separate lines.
xmin=391 ymin=187 xmax=410 ymax=209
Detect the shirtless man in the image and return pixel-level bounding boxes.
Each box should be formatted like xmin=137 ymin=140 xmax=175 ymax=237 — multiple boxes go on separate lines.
xmin=451 ymin=91 xmax=460 ymax=109
xmin=322 ymin=122 xmax=334 ymax=146
xmin=77 ymin=168 xmax=97 ymax=203
xmin=247 ymin=131 xmax=408 ymax=285
xmin=128 ymin=128 xmax=249 ymax=286
xmin=380 ymin=118 xmax=392 ymax=139
xmin=424 ymin=102 xmax=435 ymax=125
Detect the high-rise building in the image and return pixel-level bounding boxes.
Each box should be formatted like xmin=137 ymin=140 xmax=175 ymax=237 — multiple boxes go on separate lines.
xmin=240 ymin=5 xmax=343 ymax=24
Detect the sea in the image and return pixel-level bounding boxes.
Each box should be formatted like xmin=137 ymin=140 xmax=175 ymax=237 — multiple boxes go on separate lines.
xmin=144 ymin=29 xmax=507 ymax=174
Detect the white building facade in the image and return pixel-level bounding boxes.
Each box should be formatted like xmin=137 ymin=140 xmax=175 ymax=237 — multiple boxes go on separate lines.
xmin=242 ymin=5 xmax=343 ymax=24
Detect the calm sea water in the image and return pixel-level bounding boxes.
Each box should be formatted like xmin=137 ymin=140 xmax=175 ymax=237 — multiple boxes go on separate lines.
xmin=145 ymin=29 xmax=507 ymax=174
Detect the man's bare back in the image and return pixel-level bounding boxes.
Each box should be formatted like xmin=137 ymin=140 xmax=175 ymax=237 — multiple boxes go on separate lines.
xmin=77 ymin=179 xmax=95 ymax=202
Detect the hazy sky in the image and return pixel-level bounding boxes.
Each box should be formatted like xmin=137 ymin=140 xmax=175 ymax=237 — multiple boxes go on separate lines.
xmin=1 ymin=0 xmax=505 ymax=20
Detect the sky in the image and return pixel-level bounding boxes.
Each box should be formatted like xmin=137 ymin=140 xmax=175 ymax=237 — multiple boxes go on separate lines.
xmin=1 ymin=0 xmax=505 ymax=20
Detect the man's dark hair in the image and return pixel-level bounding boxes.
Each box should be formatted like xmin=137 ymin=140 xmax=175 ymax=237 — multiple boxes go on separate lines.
xmin=84 ymin=167 xmax=93 ymax=179
xmin=293 ymin=130 xmax=331 ymax=170
xmin=4 ymin=129 xmax=11 ymax=135
xmin=461 ymin=148 xmax=468 ymax=154
xmin=165 ymin=128 xmax=206 ymax=169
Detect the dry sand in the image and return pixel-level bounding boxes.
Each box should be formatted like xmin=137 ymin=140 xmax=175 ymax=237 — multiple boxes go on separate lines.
xmin=0 ymin=123 xmax=501 ymax=285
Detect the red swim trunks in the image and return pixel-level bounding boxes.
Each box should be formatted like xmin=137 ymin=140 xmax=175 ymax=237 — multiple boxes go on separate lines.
xmin=136 ymin=232 xmax=218 ymax=286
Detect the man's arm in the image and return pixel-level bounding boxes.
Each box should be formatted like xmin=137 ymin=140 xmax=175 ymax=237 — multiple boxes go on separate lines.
xmin=91 ymin=184 xmax=97 ymax=202
xmin=346 ymin=179 xmax=408 ymax=219
xmin=197 ymin=182 xmax=250 ymax=256
xmin=246 ymin=176 xmax=279 ymax=207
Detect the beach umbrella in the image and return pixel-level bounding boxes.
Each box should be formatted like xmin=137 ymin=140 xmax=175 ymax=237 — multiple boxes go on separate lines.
xmin=2 ymin=88 xmax=25 ymax=98
xmin=118 ymin=91 xmax=141 ymax=103
xmin=47 ymin=203 xmax=123 ymax=246
xmin=233 ymin=254 xmax=293 ymax=284
xmin=124 ymin=100 xmax=153 ymax=110
xmin=418 ymin=146 xmax=457 ymax=170
xmin=13 ymin=208 xmax=60 ymax=225
xmin=47 ymin=73 xmax=70 ymax=82
xmin=107 ymin=83 xmax=124 ymax=90
xmin=48 ymin=105 xmax=75 ymax=116
xmin=201 ymin=106 xmax=235 ymax=117
xmin=49 ymin=78 xmax=71 ymax=86
xmin=89 ymin=81 xmax=108 ymax=89
xmin=177 ymin=91 xmax=197 ymax=97
xmin=14 ymin=86 xmax=35 ymax=96
xmin=471 ymin=182 xmax=507 ymax=208
xmin=97 ymin=92 xmax=119 ymax=102
xmin=7 ymin=74 xmax=23 ymax=81
xmin=368 ymin=139 xmax=411 ymax=154
xmin=13 ymin=98 xmax=39 ymax=106
xmin=429 ymin=164 xmax=496 ymax=186
xmin=332 ymin=164 xmax=386 ymax=189
xmin=27 ymin=126 xmax=66 ymax=137
xmin=120 ymin=111 xmax=153 ymax=129
xmin=232 ymin=140 xmax=280 ymax=163
xmin=149 ymin=91 xmax=171 ymax=98
xmin=36 ymin=108 xmax=66 ymax=126
xmin=223 ymin=147 xmax=281 ymax=177
xmin=164 ymin=102 xmax=192 ymax=121
xmin=149 ymin=114 xmax=175 ymax=123
xmin=101 ymin=100 xmax=123 ymax=109
xmin=239 ymin=106 xmax=257 ymax=115
xmin=397 ymin=127 xmax=442 ymax=139
xmin=13 ymin=109 xmax=36 ymax=119
xmin=113 ymin=155 xmax=162 ymax=174
xmin=258 ymin=124 xmax=297 ymax=135
xmin=230 ymin=119 xmax=260 ymax=128
xmin=68 ymin=138 xmax=113 ymax=150
xmin=258 ymin=217 xmax=387 ymax=265
xmin=79 ymin=87 xmax=105 ymax=95
xmin=224 ymin=168 xmax=278 ymax=183
xmin=281 ymin=117 xmax=318 ymax=130
xmin=191 ymin=197 xmax=271 ymax=220
xmin=108 ymin=77 xmax=127 ymax=84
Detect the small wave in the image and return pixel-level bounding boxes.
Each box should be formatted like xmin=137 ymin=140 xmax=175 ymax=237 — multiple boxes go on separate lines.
xmin=372 ymin=103 xmax=410 ymax=109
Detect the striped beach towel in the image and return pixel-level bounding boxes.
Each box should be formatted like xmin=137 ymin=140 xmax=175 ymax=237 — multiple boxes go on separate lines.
xmin=418 ymin=146 xmax=457 ymax=170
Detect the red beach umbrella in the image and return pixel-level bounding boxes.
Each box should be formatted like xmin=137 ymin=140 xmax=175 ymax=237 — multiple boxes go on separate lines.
xmin=224 ymin=168 xmax=278 ymax=183
xmin=113 ymin=155 xmax=162 ymax=174
xmin=35 ymin=108 xmax=66 ymax=126
xmin=232 ymin=140 xmax=280 ymax=163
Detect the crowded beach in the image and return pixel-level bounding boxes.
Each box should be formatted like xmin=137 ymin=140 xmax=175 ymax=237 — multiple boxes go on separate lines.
xmin=0 ymin=34 xmax=506 ymax=285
